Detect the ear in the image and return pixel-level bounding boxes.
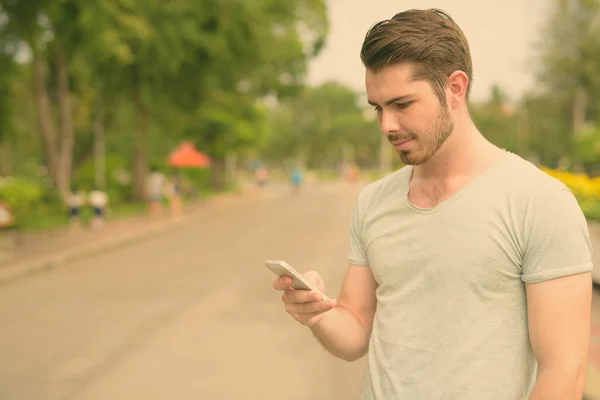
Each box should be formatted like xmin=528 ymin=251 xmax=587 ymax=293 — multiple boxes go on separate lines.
xmin=447 ymin=70 xmax=469 ymax=109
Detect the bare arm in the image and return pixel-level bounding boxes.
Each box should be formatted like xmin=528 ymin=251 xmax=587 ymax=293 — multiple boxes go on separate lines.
xmin=527 ymin=272 xmax=592 ymax=400
xmin=309 ymin=265 xmax=378 ymax=361
xmin=275 ymin=265 xmax=377 ymax=362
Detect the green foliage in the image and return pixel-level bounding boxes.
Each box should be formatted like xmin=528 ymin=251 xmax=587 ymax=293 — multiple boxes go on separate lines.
xmin=573 ymin=127 xmax=600 ymax=165
xmin=585 ymin=202 xmax=600 ymax=221
xmin=535 ymin=0 xmax=600 ymax=103
xmin=259 ymin=81 xmax=380 ymax=168
xmin=186 ymin=91 xmax=268 ymax=158
xmin=530 ymin=0 xmax=600 ymax=169
xmin=0 ymin=0 xmax=330 ymax=228
xmin=73 ymin=155 xmax=131 ymax=203
xmin=0 ymin=177 xmax=45 ymax=210
xmin=3 ymin=0 xmax=598 ymax=231
xmin=177 ymin=168 xmax=212 ymax=195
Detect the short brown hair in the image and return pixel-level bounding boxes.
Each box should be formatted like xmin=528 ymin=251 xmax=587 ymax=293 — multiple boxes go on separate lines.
xmin=360 ymin=9 xmax=473 ymax=105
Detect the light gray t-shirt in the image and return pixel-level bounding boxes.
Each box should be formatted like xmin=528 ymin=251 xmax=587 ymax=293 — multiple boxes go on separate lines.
xmin=348 ymin=151 xmax=593 ymax=399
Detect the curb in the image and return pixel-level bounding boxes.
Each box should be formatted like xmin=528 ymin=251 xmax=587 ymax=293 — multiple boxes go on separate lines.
xmin=0 ymin=218 xmax=180 ymax=286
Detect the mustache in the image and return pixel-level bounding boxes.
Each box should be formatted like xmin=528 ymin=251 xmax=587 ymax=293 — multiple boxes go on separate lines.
xmin=387 ymin=133 xmax=413 ymax=143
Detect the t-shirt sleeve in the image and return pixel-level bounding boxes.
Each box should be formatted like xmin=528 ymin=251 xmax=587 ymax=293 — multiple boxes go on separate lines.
xmin=348 ymin=200 xmax=370 ymax=267
xmin=521 ymin=188 xmax=593 ymax=283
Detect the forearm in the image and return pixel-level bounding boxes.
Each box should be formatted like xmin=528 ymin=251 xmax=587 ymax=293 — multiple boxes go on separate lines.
xmin=309 ymin=305 xmax=370 ymax=362
xmin=528 ymin=367 xmax=584 ymax=400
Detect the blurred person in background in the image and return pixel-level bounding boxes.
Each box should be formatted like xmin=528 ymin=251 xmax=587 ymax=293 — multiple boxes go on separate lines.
xmin=88 ymin=188 xmax=108 ymax=230
xmin=273 ymin=8 xmax=592 ymax=400
xmin=165 ymin=173 xmax=182 ymax=221
xmin=290 ymin=166 xmax=303 ymax=194
xmin=66 ymin=186 xmax=85 ymax=229
xmin=347 ymin=164 xmax=359 ymax=183
xmin=255 ymin=164 xmax=269 ymax=188
xmin=147 ymin=167 xmax=166 ymax=217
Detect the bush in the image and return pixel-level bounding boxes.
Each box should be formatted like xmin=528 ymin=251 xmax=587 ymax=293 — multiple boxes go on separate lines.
xmin=0 ymin=177 xmax=45 ymax=211
xmin=73 ymin=155 xmax=131 ymax=203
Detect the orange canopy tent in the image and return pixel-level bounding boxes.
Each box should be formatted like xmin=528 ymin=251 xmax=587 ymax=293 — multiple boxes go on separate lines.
xmin=167 ymin=141 xmax=212 ymax=168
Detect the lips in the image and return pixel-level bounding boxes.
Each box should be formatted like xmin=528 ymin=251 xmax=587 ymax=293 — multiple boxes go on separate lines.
xmin=391 ymin=138 xmax=413 ymax=150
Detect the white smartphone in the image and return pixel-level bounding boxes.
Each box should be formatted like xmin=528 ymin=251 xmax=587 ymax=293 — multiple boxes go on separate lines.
xmin=265 ymin=259 xmax=330 ymax=301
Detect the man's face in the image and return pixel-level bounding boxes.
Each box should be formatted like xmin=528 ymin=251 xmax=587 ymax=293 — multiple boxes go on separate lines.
xmin=365 ymin=64 xmax=454 ymax=165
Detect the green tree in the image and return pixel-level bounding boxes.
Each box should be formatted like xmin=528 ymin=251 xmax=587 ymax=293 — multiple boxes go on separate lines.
xmin=531 ymin=0 xmax=600 ymax=171
xmin=260 ymin=81 xmax=380 ymax=169
xmin=0 ymin=0 xmax=329 ymax=203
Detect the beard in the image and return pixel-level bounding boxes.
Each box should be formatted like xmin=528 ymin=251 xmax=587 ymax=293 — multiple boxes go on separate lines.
xmin=389 ymin=105 xmax=454 ymax=166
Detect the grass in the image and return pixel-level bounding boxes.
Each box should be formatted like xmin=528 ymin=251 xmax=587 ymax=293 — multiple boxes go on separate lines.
xmin=12 ymin=202 xmax=148 ymax=232
xmin=9 ymin=186 xmax=226 ymax=232
xmin=13 ymin=205 xmax=70 ymax=231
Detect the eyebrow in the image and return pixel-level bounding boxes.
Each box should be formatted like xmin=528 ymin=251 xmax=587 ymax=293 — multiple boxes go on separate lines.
xmin=367 ymin=95 xmax=413 ymax=107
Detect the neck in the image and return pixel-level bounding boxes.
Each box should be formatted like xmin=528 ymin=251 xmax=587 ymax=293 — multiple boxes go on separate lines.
xmin=412 ymin=111 xmax=500 ymax=181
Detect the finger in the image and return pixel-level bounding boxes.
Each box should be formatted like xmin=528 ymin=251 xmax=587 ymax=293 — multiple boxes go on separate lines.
xmin=286 ymin=302 xmax=322 ymax=315
xmin=286 ymin=299 xmax=337 ymax=314
xmin=282 ymin=289 xmax=320 ymax=304
xmin=273 ymin=276 xmax=292 ymax=290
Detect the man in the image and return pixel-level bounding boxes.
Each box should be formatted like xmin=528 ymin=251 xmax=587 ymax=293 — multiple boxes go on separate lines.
xmin=147 ymin=167 xmax=166 ymax=217
xmin=273 ymin=8 xmax=593 ymax=400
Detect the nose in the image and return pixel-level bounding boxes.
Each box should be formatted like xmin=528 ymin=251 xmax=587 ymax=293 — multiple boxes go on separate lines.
xmin=379 ymin=110 xmax=400 ymax=135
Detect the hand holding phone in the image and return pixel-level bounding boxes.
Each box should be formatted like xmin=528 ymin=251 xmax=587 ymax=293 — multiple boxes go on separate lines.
xmin=267 ymin=260 xmax=337 ymax=327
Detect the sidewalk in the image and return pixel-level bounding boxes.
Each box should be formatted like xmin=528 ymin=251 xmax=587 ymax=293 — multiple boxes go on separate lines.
xmin=0 ymin=183 xmax=263 ymax=286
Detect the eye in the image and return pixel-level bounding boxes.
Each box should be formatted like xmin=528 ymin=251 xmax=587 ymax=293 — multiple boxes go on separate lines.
xmin=373 ymin=106 xmax=382 ymax=113
xmin=396 ymin=101 xmax=412 ymax=109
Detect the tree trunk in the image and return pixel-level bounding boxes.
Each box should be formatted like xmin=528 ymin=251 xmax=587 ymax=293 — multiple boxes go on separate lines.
xmin=131 ymin=64 xmax=148 ymax=201
xmin=93 ymin=100 xmax=106 ymax=189
xmin=55 ymin=43 xmax=75 ymax=198
xmin=571 ymin=88 xmax=587 ymax=172
xmin=210 ymin=156 xmax=226 ymax=191
xmin=572 ymin=88 xmax=587 ymax=137
xmin=0 ymin=138 xmax=12 ymax=176
xmin=33 ymin=48 xmax=58 ymax=186
xmin=225 ymin=151 xmax=237 ymax=190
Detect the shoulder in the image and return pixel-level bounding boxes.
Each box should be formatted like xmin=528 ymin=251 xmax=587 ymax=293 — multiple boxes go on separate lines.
xmin=496 ymin=153 xmax=587 ymax=240
xmin=355 ymin=166 xmax=411 ymax=212
xmin=500 ymin=152 xmax=571 ymax=207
